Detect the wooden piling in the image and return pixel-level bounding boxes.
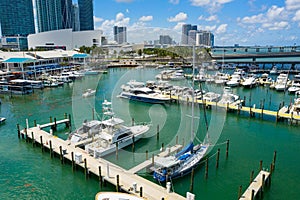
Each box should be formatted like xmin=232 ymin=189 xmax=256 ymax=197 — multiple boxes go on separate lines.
xmin=22 ymin=128 xmax=25 ymax=139
xmin=92 ymin=108 xmax=95 ymax=120
xmin=190 ymin=168 xmax=195 ymax=192
xmin=17 ymin=124 xmax=20 ymax=138
xmin=250 ymin=170 xmax=254 ymax=184
xmin=99 ymin=166 xmax=103 ymax=188
xmin=68 ymin=114 xmax=72 ymax=127
xmin=40 ymin=135 xmax=43 ymax=152
xmin=226 ymin=139 xmax=229 ymax=159
xmin=205 ymin=157 xmax=209 ymax=179
xmin=25 ymin=129 xmax=28 ymax=142
xmin=132 ymin=135 xmax=135 ymax=152
xmin=152 ymin=154 xmax=154 ymax=166
xmin=54 ymin=117 xmax=57 ymax=131
xmin=116 ymin=175 xmax=120 ymax=192
xmin=176 ymin=135 xmax=178 ymax=145
xmin=132 ymin=118 xmax=134 ymax=126
xmin=156 ymin=125 xmax=159 ymax=140
xmin=216 ymin=148 xmax=220 ymax=169
xmin=259 ymin=160 xmax=263 ymax=171
xmin=251 ymin=189 xmax=255 ymax=200
xmin=31 ymin=132 xmax=35 ymax=146
xmin=146 ymin=150 xmax=148 ymax=160
xmin=59 ymin=146 xmax=63 ymax=164
xmin=84 ymin=158 xmax=88 ymax=179
xmin=49 ymin=140 xmax=53 ymax=158
xmin=238 ymin=185 xmax=242 ymax=199
xmin=161 ymin=143 xmax=164 ymax=152
xmin=34 ymin=120 xmax=37 ymax=127
xmin=140 ymin=187 xmax=143 ymax=197
xmin=71 ymin=152 xmax=75 ymax=171
xmin=272 ymin=150 xmax=276 ymax=170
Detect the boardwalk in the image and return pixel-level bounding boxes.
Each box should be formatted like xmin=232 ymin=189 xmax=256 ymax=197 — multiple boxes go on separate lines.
xmin=239 ymin=170 xmax=271 ymax=200
xmin=20 ymin=126 xmax=186 ymax=200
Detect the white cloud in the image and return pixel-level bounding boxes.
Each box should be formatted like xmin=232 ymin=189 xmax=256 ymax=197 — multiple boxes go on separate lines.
xmin=206 ymin=15 xmax=218 ymax=21
xmin=262 ymin=21 xmax=290 ymax=30
xmin=190 ymin=0 xmax=233 ymax=13
xmin=285 ymin=0 xmax=300 ymax=10
xmin=169 ymin=0 xmax=180 ymax=4
xmin=198 ymin=15 xmax=204 ymax=20
xmin=116 ymin=13 xmax=125 ymax=21
xmin=139 ymin=16 xmax=153 ymax=22
xmin=94 ymin=16 xmax=103 ymax=23
xmin=198 ymin=25 xmax=217 ymax=31
xmin=173 ymin=22 xmax=186 ymax=31
xmin=292 ymin=10 xmax=300 ymax=22
xmin=167 ymin=12 xmax=188 ymax=22
xmin=215 ymin=24 xmax=227 ymax=34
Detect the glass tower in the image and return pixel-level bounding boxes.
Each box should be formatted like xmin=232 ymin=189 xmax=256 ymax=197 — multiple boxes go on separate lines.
xmin=0 ymin=0 xmax=35 ymax=36
xmin=35 ymin=0 xmax=63 ymax=32
xmin=61 ymin=0 xmax=73 ymax=29
xmin=78 ymin=0 xmax=94 ymax=31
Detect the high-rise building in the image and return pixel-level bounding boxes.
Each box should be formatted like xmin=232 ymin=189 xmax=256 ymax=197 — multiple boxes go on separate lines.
xmin=78 ymin=0 xmax=94 ymax=31
xmin=188 ymin=30 xmax=198 ymax=45
xmin=61 ymin=0 xmax=73 ymax=29
xmin=181 ymin=24 xmax=197 ymax=45
xmin=0 ymin=0 xmax=35 ymax=36
xmin=196 ymin=31 xmax=214 ymax=47
xmin=72 ymin=4 xmax=80 ymax=31
xmin=159 ymin=35 xmax=173 ymax=45
xmin=113 ymin=26 xmax=127 ymax=44
xmin=36 ymin=0 xmax=63 ymax=32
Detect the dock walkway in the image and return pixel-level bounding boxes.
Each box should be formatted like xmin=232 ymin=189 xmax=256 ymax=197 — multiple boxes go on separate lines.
xmin=21 ymin=126 xmax=186 ymax=200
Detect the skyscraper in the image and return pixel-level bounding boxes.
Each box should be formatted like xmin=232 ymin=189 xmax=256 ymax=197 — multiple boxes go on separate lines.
xmin=113 ymin=26 xmax=127 ymax=44
xmin=0 ymin=0 xmax=35 ymax=36
xmin=61 ymin=0 xmax=73 ymax=29
xmin=196 ymin=31 xmax=214 ymax=47
xmin=36 ymin=0 xmax=63 ymax=32
xmin=72 ymin=4 xmax=80 ymax=31
xmin=78 ymin=0 xmax=94 ymax=31
xmin=181 ymin=24 xmax=197 ymax=45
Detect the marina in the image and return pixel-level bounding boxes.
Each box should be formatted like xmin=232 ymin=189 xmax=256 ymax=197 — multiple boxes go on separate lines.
xmin=0 ymin=67 xmax=300 ymax=199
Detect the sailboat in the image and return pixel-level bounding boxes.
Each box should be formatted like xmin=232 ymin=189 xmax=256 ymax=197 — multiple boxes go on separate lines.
xmin=152 ymin=47 xmax=210 ymax=182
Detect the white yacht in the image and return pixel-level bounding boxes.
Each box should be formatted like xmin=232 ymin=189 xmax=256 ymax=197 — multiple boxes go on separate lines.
xmin=202 ymin=92 xmax=221 ymax=102
xmin=214 ymin=72 xmax=230 ymax=84
xmin=270 ymin=66 xmax=279 ymax=74
xmin=226 ymin=74 xmax=241 ymax=87
xmin=258 ymin=73 xmax=273 ymax=85
xmin=274 ymin=73 xmax=289 ymax=91
xmin=169 ymin=70 xmax=185 ymax=81
xmin=82 ymin=89 xmax=96 ymax=97
xmin=218 ymin=87 xmax=239 ymax=105
xmin=194 ymin=68 xmax=206 ymax=82
xmin=118 ymin=80 xmax=170 ymax=104
xmin=288 ymin=79 xmax=300 ymax=93
xmin=241 ymin=74 xmax=257 ymax=88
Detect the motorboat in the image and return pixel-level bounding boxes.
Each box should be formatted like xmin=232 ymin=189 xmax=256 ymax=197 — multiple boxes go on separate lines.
xmin=270 ymin=66 xmax=279 ymax=74
xmin=194 ymin=68 xmax=206 ymax=82
xmin=82 ymin=89 xmax=96 ymax=97
xmin=258 ymin=73 xmax=273 ymax=85
xmin=241 ymin=74 xmax=257 ymax=88
xmin=169 ymin=70 xmax=185 ymax=81
xmin=218 ymin=87 xmax=239 ymax=105
xmin=0 ymin=117 xmax=6 ymax=124
xmin=118 ymin=80 xmax=171 ymax=104
xmin=214 ymin=72 xmax=230 ymax=85
xmin=288 ymin=79 xmax=300 ymax=94
xmin=274 ymin=73 xmax=289 ymax=91
xmin=95 ymin=192 xmax=145 ymax=200
xmin=84 ymin=100 xmax=150 ymax=158
xmin=226 ymin=74 xmax=241 ymax=87
xmin=202 ymin=92 xmax=221 ymax=102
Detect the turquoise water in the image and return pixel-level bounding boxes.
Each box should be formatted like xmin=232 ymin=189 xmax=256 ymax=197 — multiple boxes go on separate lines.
xmin=0 ymin=67 xmax=299 ymax=200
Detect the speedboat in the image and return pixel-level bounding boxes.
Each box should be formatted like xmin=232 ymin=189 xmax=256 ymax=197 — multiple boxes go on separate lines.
xmin=202 ymin=92 xmax=221 ymax=102
xmin=82 ymin=89 xmax=96 ymax=97
xmin=118 ymin=80 xmax=170 ymax=104
xmin=214 ymin=72 xmax=230 ymax=85
xmin=194 ymin=68 xmax=206 ymax=82
xmin=218 ymin=87 xmax=239 ymax=105
xmin=259 ymin=73 xmax=273 ymax=85
xmin=274 ymin=73 xmax=289 ymax=91
xmin=288 ymin=79 xmax=300 ymax=94
xmin=226 ymin=74 xmax=241 ymax=87
xmin=84 ymin=100 xmax=150 ymax=158
xmin=241 ymin=74 xmax=257 ymax=88
xmin=270 ymin=66 xmax=279 ymax=74
xmin=169 ymin=70 xmax=185 ymax=81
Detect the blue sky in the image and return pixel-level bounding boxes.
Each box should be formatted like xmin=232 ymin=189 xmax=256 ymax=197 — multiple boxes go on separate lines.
xmin=91 ymin=0 xmax=300 ymax=46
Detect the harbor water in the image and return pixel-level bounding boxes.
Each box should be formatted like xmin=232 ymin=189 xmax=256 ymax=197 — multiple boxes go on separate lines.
xmin=0 ymin=67 xmax=299 ymax=199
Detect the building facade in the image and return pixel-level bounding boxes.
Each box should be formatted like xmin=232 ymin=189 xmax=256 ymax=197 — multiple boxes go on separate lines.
xmin=196 ymin=31 xmax=214 ymax=47
xmin=78 ymin=0 xmax=94 ymax=31
xmin=36 ymin=0 xmax=63 ymax=32
xmin=181 ymin=24 xmax=197 ymax=45
xmin=159 ymin=35 xmax=173 ymax=45
xmin=113 ymin=26 xmax=127 ymax=44
xmin=61 ymin=0 xmax=73 ymax=29
xmin=0 ymin=0 xmax=35 ymax=36
xmin=72 ymin=4 xmax=80 ymax=31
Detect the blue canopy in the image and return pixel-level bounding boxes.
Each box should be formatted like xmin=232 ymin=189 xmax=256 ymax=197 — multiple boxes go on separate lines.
xmin=72 ymin=54 xmax=90 ymax=59
xmin=3 ymin=58 xmax=34 ymax=63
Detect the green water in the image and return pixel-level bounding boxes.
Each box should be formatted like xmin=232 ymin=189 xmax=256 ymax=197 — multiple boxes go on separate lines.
xmin=0 ymin=67 xmax=299 ymax=200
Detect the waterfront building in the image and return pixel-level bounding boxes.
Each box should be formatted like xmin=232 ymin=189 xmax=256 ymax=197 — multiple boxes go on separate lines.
xmin=28 ymin=29 xmax=103 ymax=50
xmin=78 ymin=0 xmax=94 ymax=31
xmin=196 ymin=31 xmax=214 ymax=47
xmin=114 ymin=26 xmax=127 ymax=44
xmin=181 ymin=24 xmax=197 ymax=45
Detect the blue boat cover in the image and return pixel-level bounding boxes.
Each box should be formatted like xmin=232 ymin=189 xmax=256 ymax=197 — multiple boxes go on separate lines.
xmin=175 ymin=142 xmax=194 ymax=158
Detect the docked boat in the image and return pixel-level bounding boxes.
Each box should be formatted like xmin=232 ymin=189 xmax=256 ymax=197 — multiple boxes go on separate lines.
xmin=214 ymin=72 xmax=230 ymax=84
xmin=218 ymin=87 xmax=239 ymax=105
xmin=193 ymin=68 xmax=206 ymax=82
xmin=274 ymin=73 xmax=289 ymax=91
xmin=270 ymin=66 xmax=279 ymax=74
xmin=226 ymin=74 xmax=241 ymax=87
xmin=288 ymin=79 xmax=300 ymax=94
xmin=82 ymin=89 xmax=96 ymax=97
xmin=95 ymin=192 xmax=145 ymax=200
xmin=241 ymin=74 xmax=257 ymax=88
xmin=0 ymin=117 xmax=6 ymax=124
xmin=169 ymin=70 xmax=185 ymax=81
xmin=84 ymin=100 xmax=150 ymax=157
xmin=202 ymin=92 xmax=221 ymax=102
xmin=258 ymin=73 xmax=273 ymax=85
xmin=152 ymin=47 xmax=210 ymax=182
xmin=118 ymin=80 xmax=171 ymax=104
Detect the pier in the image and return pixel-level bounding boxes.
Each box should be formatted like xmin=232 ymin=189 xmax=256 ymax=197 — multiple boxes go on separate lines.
xmin=239 ymin=170 xmax=271 ymax=200
xmin=19 ymin=122 xmax=186 ymax=200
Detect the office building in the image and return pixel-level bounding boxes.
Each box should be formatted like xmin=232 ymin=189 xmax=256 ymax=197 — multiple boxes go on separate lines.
xmin=196 ymin=31 xmax=214 ymax=47
xmin=188 ymin=30 xmax=198 ymax=45
xmin=113 ymin=26 xmax=127 ymax=44
xmin=0 ymin=0 xmax=35 ymax=36
xmin=181 ymin=24 xmax=197 ymax=45
xmin=72 ymin=4 xmax=80 ymax=31
xmin=61 ymin=0 xmax=73 ymax=29
xmin=78 ymin=0 xmax=94 ymax=31
xmin=159 ymin=35 xmax=173 ymax=45
xmin=36 ymin=0 xmax=63 ymax=32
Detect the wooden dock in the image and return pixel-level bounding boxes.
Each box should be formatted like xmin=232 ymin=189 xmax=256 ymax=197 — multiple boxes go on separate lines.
xmin=239 ymin=170 xmax=271 ymax=200
xmin=20 ymin=125 xmax=186 ymax=200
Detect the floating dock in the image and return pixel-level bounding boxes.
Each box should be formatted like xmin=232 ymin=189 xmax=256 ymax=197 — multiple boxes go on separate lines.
xmin=19 ymin=123 xmax=186 ymax=200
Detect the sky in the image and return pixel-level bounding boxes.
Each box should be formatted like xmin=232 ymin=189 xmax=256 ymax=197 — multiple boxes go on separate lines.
xmin=91 ymin=0 xmax=300 ymax=46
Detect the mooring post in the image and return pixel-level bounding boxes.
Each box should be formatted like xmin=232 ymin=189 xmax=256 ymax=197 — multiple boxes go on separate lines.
xmin=156 ymin=124 xmax=159 ymax=140
xmin=68 ymin=114 xmax=72 ymax=127
xmin=17 ymin=124 xmax=20 ymax=138
xmin=49 ymin=140 xmax=53 ymax=158
xmin=139 ymin=187 xmax=143 ymax=197
xmin=176 ymin=135 xmax=178 ymax=145
xmin=54 ymin=117 xmax=57 ymax=131
xmin=99 ymin=166 xmax=103 ymax=188
xmin=59 ymin=146 xmax=63 ymax=164
xmin=259 ymin=160 xmax=263 ymax=171
xmin=250 ymin=170 xmax=254 ymax=184
xmin=31 ymin=132 xmax=35 ymax=146
xmin=238 ymin=185 xmax=242 ymax=199
xmin=22 ymin=128 xmax=26 ymax=139
xmin=190 ymin=168 xmax=195 ymax=192
xmin=205 ymin=157 xmax=209 ymax=179
xmin=146 ymin=150 xmax=148 ymax=160
xmin=34 ymin=120 xmax=37 ymax=127
xmin=226 ymin=139 xmax=229 ymax=159
xmin=161 ymin=143 xmax=164 ymax=152
xmin=92 ymin=108 xmax=95 ymax=120
xmin=84 ymin=158 xmax=88 ymax=179
xmin=132 ymin=117 xmax=134 ymax=126
xmin=71 ymin=152 xmax=75 ymax=171
xmin=132 ymin=135 xmax=135 ymax=152
xmin=40 ymin=135 xmax=43 ymax=152
xmin=116 ymin=175 xmax=120 ymax=192
xmin=216 ymin=148 xmax=220 ymax=169
xmin=251 ymin=189 xmax=255 ymax=200
xmin=25 ymin=128 xmax=28 ymax=142
xmin=152 ymin=154 xmax=154 ymax=166
xmin=273 ymin=150 xmax=277 ymax=170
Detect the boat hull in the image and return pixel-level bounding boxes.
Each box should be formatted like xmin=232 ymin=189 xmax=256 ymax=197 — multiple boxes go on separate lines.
xmin=119 ymin=92 xmax=170 ymax=104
